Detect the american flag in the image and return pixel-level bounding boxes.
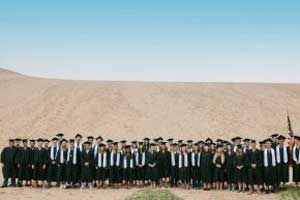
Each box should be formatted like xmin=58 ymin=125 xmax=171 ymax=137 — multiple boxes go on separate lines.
xmin=287 ymin=112 xmax=294 ymax=147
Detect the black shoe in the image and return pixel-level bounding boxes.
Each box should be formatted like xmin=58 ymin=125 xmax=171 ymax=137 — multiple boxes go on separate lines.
xmin=1 ymin=184 xmax=8 ymax=188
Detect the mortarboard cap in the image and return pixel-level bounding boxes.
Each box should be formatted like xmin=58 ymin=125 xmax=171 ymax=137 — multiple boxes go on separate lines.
xmin=96 ymin=136 xmax=103 ymax=140
xmin=56 ymin=133 xmax=64 ymax=137
xmin=278 ymin=135 xmax=286 ymax=140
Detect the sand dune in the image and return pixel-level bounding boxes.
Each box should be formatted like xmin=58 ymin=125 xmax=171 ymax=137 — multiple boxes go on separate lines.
xmin=1 ymin=68 xmax=300 ymax=148
xmin=1 ymin=68 xmax=298 ymax=199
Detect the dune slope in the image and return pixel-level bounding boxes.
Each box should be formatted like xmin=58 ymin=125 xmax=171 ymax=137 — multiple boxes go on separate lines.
xmin=1 ymin=68 xmax=300 ymax=145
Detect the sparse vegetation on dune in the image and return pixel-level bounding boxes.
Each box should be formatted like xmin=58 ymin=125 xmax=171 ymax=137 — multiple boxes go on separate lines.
xmin=279 ymin=185 xmax=300 ymax=200
xmin=125 ymin=189 xmax=182 ymax=200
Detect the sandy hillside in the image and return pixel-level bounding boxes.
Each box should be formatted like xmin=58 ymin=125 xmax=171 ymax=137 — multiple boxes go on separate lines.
xmin=1 ymin=68 xmax=300 ymax=147
xmin=0 ymin=68 xmax=297 ymax=199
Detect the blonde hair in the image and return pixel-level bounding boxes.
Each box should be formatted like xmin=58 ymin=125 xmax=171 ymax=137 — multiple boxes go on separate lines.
xmin=213 ymin=152 xmax=225 ymax=164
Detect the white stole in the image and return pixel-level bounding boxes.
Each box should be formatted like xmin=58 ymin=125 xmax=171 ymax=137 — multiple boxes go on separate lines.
xmin=135 ymin=152 xmax=145 ymax=166
xmin=276 ymin=145 xmax=288 ymax=164
xmin=98 ymin=152 xmax=107 ymax=168
xmin=264 ymin=148 xmax=276 ymax=167
xmin=191 ymin=152 xmax=195 ymax=167
xmin=67 ymin=147 xmax=77 ymax=164
xmin=184 ymin=153 xmax=188 ymax=167
xmin=110 ymin=151 xmax=120 ymax=166
xmin=178 ymin=153 xmax=182 ymax=168
xmin=123 ymin=155 xmax=134 ymax=169
xmin=50 ymin=145 xmax=59 ymax=161
xmin=197 ymin=152 xmax=201 ymax=167
xmin=171 ymin=152 xmax=176 ymax=166
xmin=293 ymin=146 xmax=300 ymax=164
xmin=179 ymin=153 xmax=188 ymax=168
xmin=60 ymin=149 xmax=66 ymax=164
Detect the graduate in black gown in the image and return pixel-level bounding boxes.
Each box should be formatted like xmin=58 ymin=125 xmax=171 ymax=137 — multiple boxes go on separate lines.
xmin=190 ymin=143 xmax=200 ymax=188
xmin=157 ymin=142 xmax=171 ymax=187
xmin=56 ymin=139 xmax=68 ymax=188
xmin=170 ymin=143 xmax=179 ymax=187
xmin=15 ymin=139 xmax=31 ymax=187
xmin=43 ymin=139 xmax=50 ymax=180
xmin=258 ymin=140 xmax=266 ymax=191
xmin=201 ymin=143 xmax=213 ymax=191
xmin=0 ymin=139 xmax=17 ymax=187
xmin=292 ymin=136 xmax=300 ymax=186
xmin=47 ymin=137 xmax=59 ymax=186
xmin=263 ymin=139 xmax=277 ymax=193
xmin=95 ymin=144 xmax=107 ymax=188
xmin=146 ymin=143 xmax=159 ymax=188
xmin=245 ymin=140 xmax=262 ymax=194
xmin=13 ymin=138 xmax=21 ymax=186
xmin=225 ymin=143 xmax=235 ymax=191
xmin=74 ymin=134 xmax=83 ymax=184
xmin=28 ymin=139 xmax=36 ymax=185
xmin=66 ymin=139 xmax=80 ymax=188
xmin=32 ymin=139 xmax=47 ymax=187
xmin=233 ymin=145 xmax=245 ymax=192
xmin=275 ymin=135 xmax=289 ymax=187
xmin=109 ymin=142 xmax=121 ymax=188
xmin=178 ymin=144 xmax=190 ymax=189
xmin=135 ymin=142 xmax=146 ymax=186
xmin=80 ymin=141 xmax=94 ymax=189
xmin=213 ymin=145 xmax=225 ymax=190
xmin=121 ymin=145 xmax=135 ymax=188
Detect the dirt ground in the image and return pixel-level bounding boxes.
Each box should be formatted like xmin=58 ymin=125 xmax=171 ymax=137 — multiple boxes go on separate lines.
xmin=0 ymin=187 xmax=279 ymax=200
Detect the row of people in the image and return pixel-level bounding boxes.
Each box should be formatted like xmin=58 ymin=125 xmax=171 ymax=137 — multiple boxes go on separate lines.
xmin=1 ymin=133 xmax=300 ymax=195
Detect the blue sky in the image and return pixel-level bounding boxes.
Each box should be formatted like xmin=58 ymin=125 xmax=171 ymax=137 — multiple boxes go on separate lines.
xmin=0 ymin=0 xmax=299 ymax=82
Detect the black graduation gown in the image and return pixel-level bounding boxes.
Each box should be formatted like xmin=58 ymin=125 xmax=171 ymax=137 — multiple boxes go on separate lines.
xmin=47 ymin=146 xmax=59 ymax=182
xmin=109 ymin=151 xmax=121 ymax=183
xmin=264 ymin=149 xmax=277 ymax=186
xmin=200 ymin=151 xmax=213 ymax=183
xmin=121 ymin=154 xmax=135 ymax=182
xmin=146 ymin=151 xmax=159 ymax=182
xmin=28 ymin=147 xmax=35 ymax=180
xmin=55 ymin=149 xmax=68 ymax=183
xmin=157 ymin=150 xmax=171 ymax=179
xmin=15 ymin=147 xmax=31 ymax=182
xmin=214 ymin=156 xmax=224 ymax=182
xmin=135 ymin=151 xmax=146 ymax=181
xmin=225 ymin=151 xmax=235 ymax=184
xmin=178 ymin=152 xmax=190 ymax=184
xmin=13 ymin=146 xmax=21 ymax=181
xmin=0 ymin=146 xmax=17 ymax=184
xmin=233 ymin=154 xmax=245 ymax=183
xmin=276 ymin=146 xmax=289 ymax=183
xmin=190 ymin=152 xmax=200 ymax=182
xmin=293 ymin=147 xmax=300 ymax=182
xmin=95 ymin=152 xmax=107 ymax=181
xmin=80 ymin=149 xmax=94 ymax=183
xmin=33 ymin=148 xmax=47 ymax=181
xmin=170 ymin=151 xmax=179 ymax=187
xmin=66 ymin=148 xmax=80 ymax=184
xmin=245 ymin=149 xmax=263 ymax=185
